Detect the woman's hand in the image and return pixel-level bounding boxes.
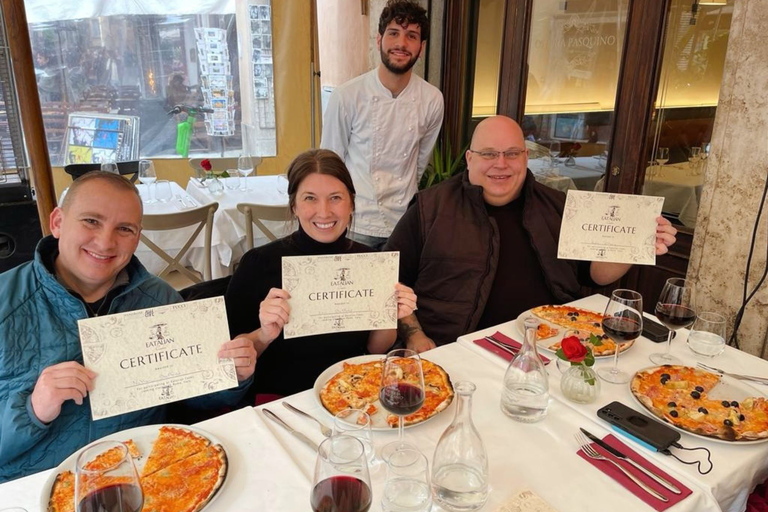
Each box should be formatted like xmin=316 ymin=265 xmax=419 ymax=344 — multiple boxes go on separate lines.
xmin=395 ymin=283 xmax=417 ymax=320
xmin=218 ymin=337 xmax=258 ymax=382
xmin=258 ymin=288 xmax=291 ymax=344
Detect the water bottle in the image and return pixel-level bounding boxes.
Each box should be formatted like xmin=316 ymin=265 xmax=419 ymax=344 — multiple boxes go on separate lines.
xmin=431 ymin=381 xmax=489 ymax=512
xmin=500 ymin=317 xmax=550 ymax=422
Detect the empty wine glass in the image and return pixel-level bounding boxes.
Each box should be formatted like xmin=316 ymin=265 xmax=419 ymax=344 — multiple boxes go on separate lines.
xmin=138 ymin=160 xmax=157 ymax=204
xmin=381 ymin=447 xmax=431 ymax=512
xmin=655 ymin=147 xmax=669 ymax=175
xmin=75 ymin=441 xmax=143 ymax=512
xmin=650 ymin=278 xmax=696 ymax=365
xmin=238 ymin=155 xmax=254 ymax=191
xmin=225 ymin=169 xmax=240 ymax=190
xmin=598 ymin=290 xmax=643 ymax=384
xmin=687 ymin=312 xmax=727 ymax=358
xmin=311 ymin=435 xmax=372 ymax=512
xmin=379 ymin=349 xmax=425 ymax=463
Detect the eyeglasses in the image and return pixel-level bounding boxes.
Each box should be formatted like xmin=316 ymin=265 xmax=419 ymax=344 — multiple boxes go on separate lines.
xmin=469 ymin=149 xmax=526 ymax=161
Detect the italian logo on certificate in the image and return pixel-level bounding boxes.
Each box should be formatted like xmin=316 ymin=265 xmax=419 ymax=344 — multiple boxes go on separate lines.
xmin=78 ymin=297 xmax=238 ymax=420
xmin=282 ymin=251 xmax=400 ymax=339
xmin=557 ymin=190 xmax=664 ymax=265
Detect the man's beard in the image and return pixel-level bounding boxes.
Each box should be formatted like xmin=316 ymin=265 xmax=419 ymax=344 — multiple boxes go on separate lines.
xmin=380 ymin=47 xmax=419 ymax=75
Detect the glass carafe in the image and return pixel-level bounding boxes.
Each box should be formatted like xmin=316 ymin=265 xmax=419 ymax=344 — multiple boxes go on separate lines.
xmin=500 ymin=317 xmax=550 ymax=422
xmin=431 ymin=381 xmax=489 ymax=512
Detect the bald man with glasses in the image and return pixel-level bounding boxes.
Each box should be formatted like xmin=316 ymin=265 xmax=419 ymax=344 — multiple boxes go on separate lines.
xmin=384 ymin=115 xmax=677 ymax=352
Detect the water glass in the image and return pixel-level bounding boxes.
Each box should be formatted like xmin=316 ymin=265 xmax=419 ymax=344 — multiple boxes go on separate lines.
xmin=225 ymin=170 xmax=240 ymax=190
xmin=277 ymin=173 xmax=288 ymax=196
xmin=100 ymin=161 xmax=119 ymax=174
xmin=381 ymin=447 xmax=431 ymax=512
xmin=333 ymin=409 xmax=375 ymax=466
xmin=154 ymin=180 xmax=172 ymax=203
xmin=687 ymin=312 xmax=727 ymax=358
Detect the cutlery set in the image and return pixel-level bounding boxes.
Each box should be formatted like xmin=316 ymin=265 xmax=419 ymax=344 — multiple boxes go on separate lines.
xmin=262 ymin=403 xmax=332 ymax=452
xmin=696 ymin=362 xmax=768 ymax=385
xmin=576 ymin=428 xmax=683 ymax=503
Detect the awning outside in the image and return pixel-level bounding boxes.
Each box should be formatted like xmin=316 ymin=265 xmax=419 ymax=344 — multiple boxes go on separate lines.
xmin=23 ymin=0 xmax=236 ymax=23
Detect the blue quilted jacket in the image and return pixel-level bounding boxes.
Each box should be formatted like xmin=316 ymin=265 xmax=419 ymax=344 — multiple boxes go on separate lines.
xmin=0 ymin=236 xmax=249 ymax=482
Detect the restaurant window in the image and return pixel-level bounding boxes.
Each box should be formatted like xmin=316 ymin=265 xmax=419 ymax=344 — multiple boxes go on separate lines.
xmin=521 ymin=0 xmax=629 ymax=193
xmin=643 ymin=0 xmax=732 ymax=229
xmin=25 ymin=1 xmax=279 ymax=166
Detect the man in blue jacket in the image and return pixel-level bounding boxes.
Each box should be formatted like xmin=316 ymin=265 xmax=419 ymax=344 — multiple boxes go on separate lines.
xmin=0 ymin=171 xmax=257 ymax=481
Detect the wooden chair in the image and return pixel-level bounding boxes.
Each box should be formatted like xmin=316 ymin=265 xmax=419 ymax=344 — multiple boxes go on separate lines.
xmin=188 ymin=156 xmax=263 ymax=176
xmin=140 ymin=202 xmax=219 ymax=288
xmin=64 ymin=161 xmax=140 ymax=183
xmin=236 ymin=202 xmax=289 ymax=250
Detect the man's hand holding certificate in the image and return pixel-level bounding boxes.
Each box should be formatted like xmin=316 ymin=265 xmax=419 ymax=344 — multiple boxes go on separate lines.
xmin=78 ymin=297 xmax=238 ymax=420
xmin=558 ymin=191 xmax=665 ymax=265
xmin=281 ymin=252 xmax=400 ymax=338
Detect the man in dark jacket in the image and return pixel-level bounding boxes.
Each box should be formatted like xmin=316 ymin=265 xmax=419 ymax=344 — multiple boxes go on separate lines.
xmin=0 ymin=172 xmax=256 ymax=481
xmin=385 ymin=115 xmax=677 ymax=351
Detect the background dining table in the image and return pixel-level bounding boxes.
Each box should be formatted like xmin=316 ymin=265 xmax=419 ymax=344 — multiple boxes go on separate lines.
xmin=183 ymin=175 xmax=290 ymax=278
xmin=528 ymin=156 xmax=607 ymax=192
xmin=643 ymin=163 xmax=704 ymax=227
xmin=3 ymin=294 xmax=765 ymax=511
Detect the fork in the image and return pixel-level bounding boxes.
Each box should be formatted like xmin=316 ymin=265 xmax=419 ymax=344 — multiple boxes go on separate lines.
xmin=282 ymin=402 xmax=332 ymax=437
xmin=575 ymin=433 xmax=669 ymax=502
xmin=696 ymin=363 xmax=768 ymax=386
xmin=486 ymin=334 xmax=551 ymax=366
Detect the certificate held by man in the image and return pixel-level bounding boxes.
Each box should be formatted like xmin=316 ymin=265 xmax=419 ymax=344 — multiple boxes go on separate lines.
xmin=282 ymin=251 xmax=400 ymax=339
xmin=558 ymin=190 xmax=664 ymax=265
xmin=78 ymin=297 xmax=238 ymax=420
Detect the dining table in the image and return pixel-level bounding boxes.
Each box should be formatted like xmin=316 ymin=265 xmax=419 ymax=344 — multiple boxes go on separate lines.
xmin=528 ymin=156 xmax=606 ymax=192
xmin=643 ymin=163 xmax=704 ymax=227
xmin=183 ymin=175 xmax=290 ymax=278
xmin=3 ymin=294 xmax=766 ymax=511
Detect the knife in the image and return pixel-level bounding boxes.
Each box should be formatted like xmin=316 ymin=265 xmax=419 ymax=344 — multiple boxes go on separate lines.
xmin=263 ymin=409 xmax=319 ymax=451
xmin=580 ymin=428 xmax=682 ymax=495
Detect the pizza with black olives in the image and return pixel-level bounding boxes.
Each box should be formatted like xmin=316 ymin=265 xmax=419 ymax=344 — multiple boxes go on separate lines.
xmin=631 ymin=365 xmax=768 ymax=441
xmin=529 ymin=305 xmax=633 ymax=356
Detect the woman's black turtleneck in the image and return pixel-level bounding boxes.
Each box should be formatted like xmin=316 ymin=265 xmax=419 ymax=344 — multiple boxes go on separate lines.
xmin=225 ymin=226 xmax=372 ymax=396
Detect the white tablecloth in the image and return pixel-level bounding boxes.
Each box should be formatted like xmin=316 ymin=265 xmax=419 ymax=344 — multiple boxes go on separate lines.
xmin=643 ymin=164 xmax=704 ymax=227
xmin=7 ymin=295 xmax=764 ymax=511
xmin=528 ymin=157 xmax=606 ymax=191
xmin=457 ymin=294 xmax=768 ymax=512
xmin=184 ymin=176 xmax=290 ymax=278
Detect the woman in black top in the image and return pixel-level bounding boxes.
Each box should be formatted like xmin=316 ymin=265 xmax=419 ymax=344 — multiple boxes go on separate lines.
xmin=225 ymin=149 xmax=417 ymax=397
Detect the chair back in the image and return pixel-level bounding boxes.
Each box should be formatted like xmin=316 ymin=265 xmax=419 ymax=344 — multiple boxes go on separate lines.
xmin=236 ymin=202 xmax=290 ymax=249
xmin=189 ymin=156 xmax=263 ymax=176
xmin=64 ymin=160 xmax=141 ymax=183
xmin=140 ymin=202 xmax=219 ymax=284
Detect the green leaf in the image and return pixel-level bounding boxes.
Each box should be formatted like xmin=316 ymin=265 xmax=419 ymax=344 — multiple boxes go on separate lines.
xmin=589 ymin=333 xmax=604 ymax=346
xmin=583 ymin=351 xmax=595 ymax=367
xmin=555 ymin=347 xmax=568 ymax=361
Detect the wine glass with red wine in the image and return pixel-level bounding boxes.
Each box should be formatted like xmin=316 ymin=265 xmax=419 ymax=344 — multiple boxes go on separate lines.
xmin=650 ymin=278 xmax=696 ymax=365
xmin=379 ymin=348 xmax=425 ymax=462
xmin=75 ymin=441 xmax=143 ymax=512
xmin=598 ymin=289 xmax=643 ymax=384
xmin=311 ymin=435 xmax=372 ymax=512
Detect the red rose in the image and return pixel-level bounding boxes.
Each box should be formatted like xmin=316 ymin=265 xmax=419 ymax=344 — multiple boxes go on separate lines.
xmin=561 ymin=335 xmax=587 ymax=363
xmin=201 ymin=159 xmax=212 ymax=171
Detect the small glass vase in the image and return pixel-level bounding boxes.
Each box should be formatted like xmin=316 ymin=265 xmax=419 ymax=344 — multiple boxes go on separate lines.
xmin=564 ymin=155 xmax=577 ymax=167
xmin=207 ymin=174 xmax=224 ymax=195
xmin=560 ymin=364 xmax=600 ymax=404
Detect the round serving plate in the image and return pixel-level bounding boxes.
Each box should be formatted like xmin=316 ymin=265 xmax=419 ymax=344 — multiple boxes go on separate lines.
xmin=629 ymin=366 xmax=768 ymax=445
xmin=313 ymin=354 xmax=454 ymax=431
xmin=515 ymin=307 xmax=634 ymax=359
xmin=41 ymin=423 xmax=228 ymax=511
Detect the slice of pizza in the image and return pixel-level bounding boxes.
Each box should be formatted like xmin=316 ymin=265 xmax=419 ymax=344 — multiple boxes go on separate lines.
xmin=535 ymin=323 xmax=559 ymax=340
xmin=141 ymin=444 xmax=227 ymax=512
xmin=141 ymin=426 xmax=210 ymax=478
